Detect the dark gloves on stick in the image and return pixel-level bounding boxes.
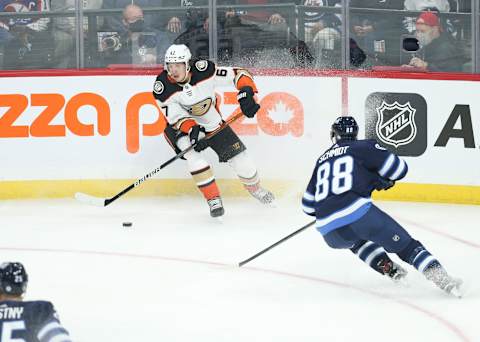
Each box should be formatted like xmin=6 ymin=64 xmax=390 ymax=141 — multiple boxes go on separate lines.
xmin=189 ymin=125 xmax=209 ymax=152
xmin=375 ymin=177 xmax=395 ymax=191
xmin=237 ymin=86 xmax=260 ymax=118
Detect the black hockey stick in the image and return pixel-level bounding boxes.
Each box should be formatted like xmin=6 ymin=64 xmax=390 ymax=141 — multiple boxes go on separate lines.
xmin=238 ymin=219 xmax=316 ymax=267
xmin=75 ymin=112 xmax=243 ymax=207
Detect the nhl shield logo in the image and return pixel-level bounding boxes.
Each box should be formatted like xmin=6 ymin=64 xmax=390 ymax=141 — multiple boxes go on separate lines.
xmin=375 ymin=101 xmax=417 ymax=147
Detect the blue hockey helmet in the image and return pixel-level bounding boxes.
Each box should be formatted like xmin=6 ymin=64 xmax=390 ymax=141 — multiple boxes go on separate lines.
xmin=331 ymin=116 xmax=359 ymax=142
xmin=0 ymin=262 xmax=28 ymax=296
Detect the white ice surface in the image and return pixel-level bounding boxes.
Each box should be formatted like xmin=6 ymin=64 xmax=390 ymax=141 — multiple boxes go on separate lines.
xmin=0 ymin=196 xmax=478 ymax=342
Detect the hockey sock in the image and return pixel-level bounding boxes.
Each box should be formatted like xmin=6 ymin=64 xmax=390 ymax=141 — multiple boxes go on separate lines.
xmin=397 ymin=239 xmax=441 ymax=273
xmin=351 ymin=240 xmax=393 ymax=275
xmin=239 ymin=171 xmax=261 ymax=193
xmin=191 ymin=166 xmax=220 ymax=200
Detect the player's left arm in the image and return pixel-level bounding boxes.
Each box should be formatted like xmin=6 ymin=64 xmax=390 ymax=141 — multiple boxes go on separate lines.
xmin=35 ymin=302 xmax=72 ymax=342
xmin=214 ymin=65 xmax=260 ymax=118
xmin=362 ymin=141 xmax=408 ymax=189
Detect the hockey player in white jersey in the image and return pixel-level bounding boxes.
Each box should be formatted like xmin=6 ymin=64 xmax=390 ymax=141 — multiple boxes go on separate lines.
xmin=152 ymin=44 xmax=274 ymax=217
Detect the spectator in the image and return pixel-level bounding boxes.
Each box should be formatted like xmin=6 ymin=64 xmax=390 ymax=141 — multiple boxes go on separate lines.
xmin=99 ymin=4 xmax=174 ymax=66
xmin=1 ymin=0 xmax=54 ymax=69
xmin=403 ymin=0 xmax=451 ymax=34
xmin=220 ymin=0 xmax=297 ymax=32
xmin=301 ymin=0 xmax=342 ymax=68
xmin=402 ymin=11 xmax=464 ymax=72
xmin=52 ymin=0 xmax=103 ymax=68
xmin=349 ymin=0 xmax=405 ymax=66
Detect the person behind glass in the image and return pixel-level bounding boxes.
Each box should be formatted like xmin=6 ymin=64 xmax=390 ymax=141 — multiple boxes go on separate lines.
xmin=1 ymin=0 xmax=53 ymax=69
xmin=52 ymin=0 xmax=103 ymax=68
xmin=0 ymin=262 xmax=73 ymax=341
xmin=220 ymin=0 xmax=294 ymax=31
xmin=302 ymin=116 xmax=463 ymax=297
xmin=152 ymin=44 xmax=275 ymax=217
xmin=402 ymin=11 xmax=463 ymax=72
xmin=101 ymin=4 xmax=173 ymax=65
xmin=349 ymin=0 xmax=405 ymax=66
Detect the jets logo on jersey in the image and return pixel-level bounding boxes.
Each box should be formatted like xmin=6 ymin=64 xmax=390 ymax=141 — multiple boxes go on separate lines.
xmin=375 ymin=101 xmax=417 ymax=148
xmin=195 ymin=60 xmax=208 ymax=71
xmin=153 ymin=81 xmax=164 ymax=94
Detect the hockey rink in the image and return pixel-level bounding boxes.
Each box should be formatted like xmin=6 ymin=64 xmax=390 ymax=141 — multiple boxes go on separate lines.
xmin=0 ymin=195 xmax=479 ymax=342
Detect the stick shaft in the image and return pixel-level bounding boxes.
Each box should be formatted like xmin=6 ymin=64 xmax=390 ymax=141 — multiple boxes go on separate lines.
xmin=238 ymin=220 xmax=316 ymax=267
xmin=88 ymin=112 xmax=243 ymax=207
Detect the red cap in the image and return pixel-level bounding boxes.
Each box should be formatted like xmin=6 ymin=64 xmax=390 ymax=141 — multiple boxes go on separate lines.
xmin=416 ymin=11 xmax=440 ymax=27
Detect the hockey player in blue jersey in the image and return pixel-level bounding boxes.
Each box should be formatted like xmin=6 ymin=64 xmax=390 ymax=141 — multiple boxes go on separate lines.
xmin=302 ymin=116 xmax=462 ymax=297
xmin=0 ymin=262 xmax=73 ymax=342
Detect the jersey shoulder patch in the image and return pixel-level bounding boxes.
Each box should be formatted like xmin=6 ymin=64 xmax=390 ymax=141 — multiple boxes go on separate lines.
xmin=190 ymin=59 xmax=215 ymax=85
xmin=152 ymin=71 xmax=182 ymax=103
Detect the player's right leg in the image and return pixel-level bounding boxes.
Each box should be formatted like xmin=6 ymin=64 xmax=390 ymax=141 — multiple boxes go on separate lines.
xmin=350 ymin=204 xmax=462 ymax=296
xmin=324 ymin=228 xmax=407 ymax=282
xmin=206 ymin=126 xmax=275 ymax=205
xmin=164 ymin=125 xmax=224 ymax=217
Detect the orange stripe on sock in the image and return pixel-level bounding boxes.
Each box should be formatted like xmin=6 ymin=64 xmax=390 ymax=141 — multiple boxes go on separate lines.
xmin=198 ymin=180 xmax=220 ymax=200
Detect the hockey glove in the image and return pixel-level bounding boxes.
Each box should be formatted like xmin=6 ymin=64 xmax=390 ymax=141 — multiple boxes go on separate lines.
xmin=237 ymin=86 xmax=260 ymax=118
xmin=375 ymin=178 xmax=395 ymax=191
xmin=189 ymin=125 xmax=209 ymax=152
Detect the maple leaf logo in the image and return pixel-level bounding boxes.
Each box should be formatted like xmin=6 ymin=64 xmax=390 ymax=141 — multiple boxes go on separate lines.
xmin=266 ymin=101 xmax=294 ymax=124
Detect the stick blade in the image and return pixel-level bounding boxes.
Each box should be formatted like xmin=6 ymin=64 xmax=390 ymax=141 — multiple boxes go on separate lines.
xmin=74 ymin=192 xmax=106 ymax=207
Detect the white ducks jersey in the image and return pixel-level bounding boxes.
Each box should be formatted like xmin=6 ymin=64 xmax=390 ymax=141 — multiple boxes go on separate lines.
xmin=152 ymin=59 xmax=256 ymax=133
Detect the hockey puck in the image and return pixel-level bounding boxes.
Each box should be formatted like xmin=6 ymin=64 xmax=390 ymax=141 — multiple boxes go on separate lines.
xmin=122 ymin=222 xmax=133 ymax=228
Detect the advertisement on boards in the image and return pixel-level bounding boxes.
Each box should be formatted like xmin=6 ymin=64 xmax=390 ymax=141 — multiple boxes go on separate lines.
xmin=349 ymin=77 xmax=480 ymax=186
xmin=0 ymin=75 xmax=341 ymax=182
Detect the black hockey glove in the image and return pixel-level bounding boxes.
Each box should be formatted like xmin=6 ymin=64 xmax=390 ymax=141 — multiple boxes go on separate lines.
xmin=189 ymin=125 xmax=209 ymax=152
xmin=375 ymin=178 xmax=395 ymax=191
xmin=237 ymin=86 xmax=260 ymax=118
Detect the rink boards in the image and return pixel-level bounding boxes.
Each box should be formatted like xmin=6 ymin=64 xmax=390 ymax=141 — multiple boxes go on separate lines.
xmin=0 ymin=70 xmax=479 ymax=204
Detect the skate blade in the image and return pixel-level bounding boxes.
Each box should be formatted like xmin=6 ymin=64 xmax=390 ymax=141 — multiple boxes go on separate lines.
xmin=213 ymin=216 xmax=224 ymax=223
xmin=392 ymin=277 xmax=410 ymax=287
xmin=448 ymin=280 xmax=464 ymax=298
xmin=449 ymin=287 xmax=463 ymax=298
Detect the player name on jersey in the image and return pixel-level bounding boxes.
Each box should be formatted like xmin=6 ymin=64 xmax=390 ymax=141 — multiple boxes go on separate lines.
xmin=0 ymin=306 xmax=23 ymax=319
xmin=319 ymin=146 xmax=350 ymax=162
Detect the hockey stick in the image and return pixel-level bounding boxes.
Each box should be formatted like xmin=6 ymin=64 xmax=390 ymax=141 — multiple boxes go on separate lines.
xmin=238 ymin=220 xmax=316 ymax=267
xmin=75 ymin=112 xmax=243 ymax=207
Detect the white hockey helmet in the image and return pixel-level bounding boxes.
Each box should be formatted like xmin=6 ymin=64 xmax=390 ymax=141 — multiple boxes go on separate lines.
xmin=164 ymin=44 xmax=192 ymax=73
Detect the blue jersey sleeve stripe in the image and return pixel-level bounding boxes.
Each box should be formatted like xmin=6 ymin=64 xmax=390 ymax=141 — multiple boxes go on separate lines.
xmin=389 ymin=158 xmax=407 ymax=180
xmin=303 ymin=191 xmax=315 ymax=201
xmin=47 ymin=333 xmax=72 ymax=342
xmin=302 ymin=205 xmax=315 ymax=214
xmin=378 ymin=154 xmax=395 ymax=177
xmin=38 ymin=322 xmax=62 ymax=340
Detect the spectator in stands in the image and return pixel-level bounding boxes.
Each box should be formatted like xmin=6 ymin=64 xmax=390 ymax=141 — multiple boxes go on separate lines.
xmin=301 ymin=0 xmax=342 ymax=68
xmin=402 ymin=11 xmax=463 ymax=72
xmin=349 ymin=0 xmax=405 ymax=66
xmin=403 ymin=0 xmax=451 ymax=34
xmin=1 ymin=0 xmax=54 ymax=69
xmin=52 ymin=0 xmax=103 ymax=68
xmin=99 ymin=4 xmax=174 ymax=66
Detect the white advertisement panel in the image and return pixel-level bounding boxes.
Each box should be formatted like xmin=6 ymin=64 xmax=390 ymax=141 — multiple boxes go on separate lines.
xmin=0 ymin=75 xmax=341 ymax=182
xmin=348 ymin=77 xmax=480 ymax=186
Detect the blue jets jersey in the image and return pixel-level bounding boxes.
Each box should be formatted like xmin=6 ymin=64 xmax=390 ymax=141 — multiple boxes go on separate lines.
xmin=302 ymin=139 xmax=408 ymax=235
xmin=0 ymin=300 xmax=71 ymax=342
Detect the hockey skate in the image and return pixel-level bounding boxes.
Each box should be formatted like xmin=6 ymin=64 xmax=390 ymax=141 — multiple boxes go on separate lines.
xmin=207 ymin=197 xmax=225 ymax=218
xmin=378 ymin=259 xmax=408 ymax=283
xmin=248 ymin=187 xmax=275 ymax=205
xmin=424 ymin=265 xmax=463 ymax=298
